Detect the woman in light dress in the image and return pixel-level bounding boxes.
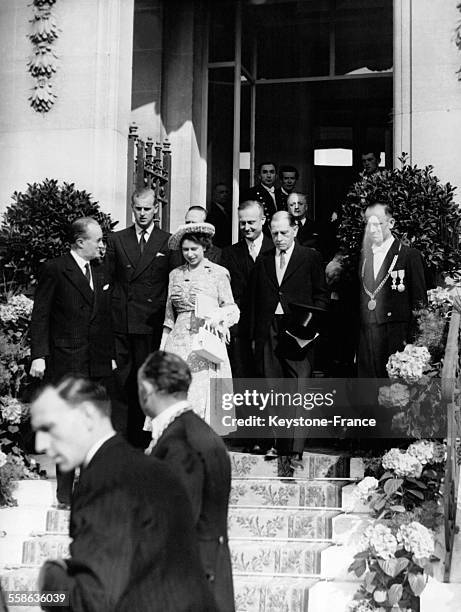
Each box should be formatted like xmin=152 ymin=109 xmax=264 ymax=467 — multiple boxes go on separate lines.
xmin=147 ymin=222 xmax=239 ymax=434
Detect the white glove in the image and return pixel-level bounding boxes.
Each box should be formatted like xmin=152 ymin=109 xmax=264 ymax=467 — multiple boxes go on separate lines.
xmin=30 ymin=358 xmax=46 ymax=379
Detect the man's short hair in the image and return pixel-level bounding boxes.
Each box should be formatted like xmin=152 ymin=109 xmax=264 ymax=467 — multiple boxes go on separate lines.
xmin=238 ymin=200 xmax=265 ymax=216
xmin=131 ymin=187 xmax=155 ymax=205
xmin=366 ymin=201 xmax=393 ymax=218
xmin=257 ymin=161 xmax=277 ymax=175
xmin=271 ymin=210 xmax=296 ymax=227
xmin=53 ymin=376 xmax=111 ymax=416
xmin=362 ymin=151 xmax=381 ymax=162
xmin=186 ymin=205 xmax=208 ymax=219
xmin=279 ymin=165 xmax=299 ymax=180
xmin=69 ymin=218 xmax=98 ymax=246
xmin=140 ymin=351 xmax=192 ymax=396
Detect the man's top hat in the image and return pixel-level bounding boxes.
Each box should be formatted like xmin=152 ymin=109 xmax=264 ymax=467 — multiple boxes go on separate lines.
xmin=285 ymin=302 xmax=328 ymax=341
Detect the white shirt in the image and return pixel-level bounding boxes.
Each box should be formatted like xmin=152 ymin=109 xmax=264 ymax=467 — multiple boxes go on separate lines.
xmin=245 ymin=232 xmax=264 ymax=260
xmin=148 ymin=400 xmax=192 ymax=447
xmin=70 ymin=249 xmax=93 ymax=290
xmin=136 ymin=222 xmax=155 ymax=243
xmin=372 ymin=236 xmax=394 ymax=279
xmin=275 ymin=241 xmax=295 ymax=313
xmin=84 ymin=431 xmax=116 ymax=468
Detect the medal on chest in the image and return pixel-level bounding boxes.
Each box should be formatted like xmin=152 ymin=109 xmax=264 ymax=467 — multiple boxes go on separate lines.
xmin=362 ymin=245 xmax=402 ymax=311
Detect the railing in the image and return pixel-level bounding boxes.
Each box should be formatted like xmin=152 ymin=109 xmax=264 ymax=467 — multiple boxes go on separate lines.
xmin=441 ymin=309 xmax=461 ymax=581
xmin=126 ymin=123 xmax=171 ymax=231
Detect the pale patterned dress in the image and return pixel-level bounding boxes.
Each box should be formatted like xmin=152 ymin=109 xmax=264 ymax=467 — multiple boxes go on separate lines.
xmin=160 ymin=260 xmax=239 ymax=434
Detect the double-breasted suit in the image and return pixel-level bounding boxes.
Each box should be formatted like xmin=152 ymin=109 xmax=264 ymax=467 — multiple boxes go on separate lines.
xmin=107 ymin=225 xmax=175 ymax=444
xmin=39 ymin=435 xmax=217 ymax=612
xmin=149 ymin=410 xmax=234 ymax=612
xmin=30 ymin=252 xmax=113 ymax=381
xmin=358 ymin=238 xmax=427 ymax=378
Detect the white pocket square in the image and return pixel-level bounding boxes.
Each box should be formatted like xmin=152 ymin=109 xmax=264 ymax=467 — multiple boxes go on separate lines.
xmin=156 ymin=252 xmax=166 ymax=257
xmin=103 ymin=284 xmax=110 ymax=291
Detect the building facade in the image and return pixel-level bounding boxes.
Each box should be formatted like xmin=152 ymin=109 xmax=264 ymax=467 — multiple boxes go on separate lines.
xmin=1 ymin=0 xmax=461 ymax=236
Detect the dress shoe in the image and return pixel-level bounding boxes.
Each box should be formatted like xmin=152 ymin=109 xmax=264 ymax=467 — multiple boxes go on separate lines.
xmin=264 ymin=447 xmax=278 ymax=461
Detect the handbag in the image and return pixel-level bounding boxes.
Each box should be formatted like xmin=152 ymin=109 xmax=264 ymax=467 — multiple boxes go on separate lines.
xmin=191 ymin=322 xmax=227 ymax=364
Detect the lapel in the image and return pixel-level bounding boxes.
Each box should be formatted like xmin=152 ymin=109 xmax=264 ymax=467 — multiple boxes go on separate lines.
xmin=375 ymin=238 xmax=400 ymax=288
xmin=90 ymin=263 xmax=104 ymax=320
xmin=120 ymin=226 xmax=141 ymax=269
xmin=279 ymin=243 xmax=304 ymax=285
xmin=63 ymin=253 xmax=94 ymax=305
xmin=132 ymin=227 xmax=166 ymax=280
xmin=264 ymin=248 xmax=279 ymax=289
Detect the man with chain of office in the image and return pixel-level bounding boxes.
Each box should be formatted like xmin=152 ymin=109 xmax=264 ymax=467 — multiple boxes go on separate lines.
xmin=357 ymin=202 xmax=427 ymax=378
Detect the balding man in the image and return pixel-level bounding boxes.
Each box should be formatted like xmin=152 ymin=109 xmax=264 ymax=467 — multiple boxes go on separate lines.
xmin=30 ymin=217 xmax=114 ymax=505
xmin=249 ymin=211 xmax=329 ymax=464
xmin=287 ymin=192 xmax=319 ymax=249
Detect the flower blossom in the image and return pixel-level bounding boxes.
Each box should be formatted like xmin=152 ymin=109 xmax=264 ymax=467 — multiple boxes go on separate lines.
xmin=382 ymin=448 xmax=423 ymax=478
xmin=0 ymin=397 xmax=24 ymax=424
xmin=0 ymin=450 xmax=7 ymax=469
xmin=0 ymin=294 xmax=33 ymax=324
xmin=386 ymin=344 xmax=431 ymax=384
xmin=378 ymin=382 xmax=410 ymax=409
xmin=359 ymin=523 xmax=398 ymax=559
xmin=407 ymin=440 xmax=446 ymax=465
xmin=354 ymin=476 xmax=379 ymax=503
xmin=397 ymin=521 xmax=435 ymax=559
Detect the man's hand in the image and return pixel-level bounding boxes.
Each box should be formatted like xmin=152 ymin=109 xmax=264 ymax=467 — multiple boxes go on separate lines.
xmin=30 ymin=358 xmax=46 ymax=379
xmin=325 ymin=255 xmax=343 ymax=286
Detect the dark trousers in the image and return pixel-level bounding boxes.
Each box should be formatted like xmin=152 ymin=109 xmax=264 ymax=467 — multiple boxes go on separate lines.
xmin=357 ymin=321 xmax=409 ymax=378
xmin=259 ymin=315 xmax=313 ymax=456
xmin=113 ymin=333 xmax=157 ymax=448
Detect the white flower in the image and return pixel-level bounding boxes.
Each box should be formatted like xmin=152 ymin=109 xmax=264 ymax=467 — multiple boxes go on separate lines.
xmin=0 ymin=450 xmax=7 ymax=468
xmin=0 ymin=294 xmax=33 ymax=324
xmin=354 ymin=476 xmax=379 ymax=503
xmin=359 ymin=523 xmax=398 ymax=559
xmin=348 ymin=601 xmax=375 ymax=612
xmin=386 ymin=344 xmax=431 ymax=383
xmin=382 ymin=448 xmax=423 ymax=478
xmin=378 ymin=383 xmax=410 ymax=409
xmin=0 ymin=397 xmax=24 ymax=424
xmin=397 ymin=521 xmax=435 ymax=558
xmin=407 ymin=440 xmax=446 ymax=465
xmin=427 ymin=287 xmax=452 ymax=306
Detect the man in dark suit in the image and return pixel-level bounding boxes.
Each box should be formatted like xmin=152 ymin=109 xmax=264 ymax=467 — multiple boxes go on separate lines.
xmin=185 ymin=205 xmax=222 ymax=263
xmin=207 ymin=183 xmax=232 ymax=248
xmin=30 ymin=217 xmax=113 ymax=506
xmin=275 ymin=165 xmax=299 ymax=211
xmin=358 ymin=202 xmax=427 ymax=377
xmin=107 ymin=188 xmax=173 ymax=447
xmin=241 ymin=162 xmax=280 ymax=232
xmin=249 ymin=211 xmax=329 ymax=462
xmin=221 ymin=200 xmax=272 ymax=378
xmin=139 ymin=351 xmax=234 ymax=612
xmin=31 ymin=377 xmax=217 ymax=612
xmin=287 ymin=192 xmax=319 ymax=249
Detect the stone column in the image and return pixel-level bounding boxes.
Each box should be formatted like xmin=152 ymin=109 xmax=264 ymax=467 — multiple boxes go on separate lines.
xmin=0 ymin=0 xmax=134 ymax=223
xmin=394 ymin=0 xmax=461 ymax=191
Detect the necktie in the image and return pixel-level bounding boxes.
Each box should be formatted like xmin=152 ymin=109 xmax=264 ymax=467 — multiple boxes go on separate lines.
xmin=249 ymin=242 xmax=256 ymax=261
xmin=279 ymin=250 xmax=286 ymax=270
xmin=139 ymin=229 xmax=147 ymax=254
xmin=84 ymin=263 xmax=92 ymax=287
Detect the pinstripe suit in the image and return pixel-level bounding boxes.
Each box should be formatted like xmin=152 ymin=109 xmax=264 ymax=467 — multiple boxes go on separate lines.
xmin=39 ymin=435 xmax=218 ymax=612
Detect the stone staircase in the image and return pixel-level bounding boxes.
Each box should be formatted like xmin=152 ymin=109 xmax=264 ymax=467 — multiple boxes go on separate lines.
xmin=1 ymin=450 xmax=368 ymax=612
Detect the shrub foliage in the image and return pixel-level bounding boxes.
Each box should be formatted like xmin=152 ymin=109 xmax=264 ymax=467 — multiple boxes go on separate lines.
xmin=337 ymin=155 xmax=461 ymax=281
xmin=1 ymin=179 xmax=117 ymax=289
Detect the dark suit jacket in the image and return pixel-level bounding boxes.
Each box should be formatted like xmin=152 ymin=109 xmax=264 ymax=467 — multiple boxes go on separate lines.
xmin=274 ymin=187 xmax=290 ymax=211
xmin=295 ymin=217 xmax=320 ymax=250
xmin=151 ymin=411 xmax=234 ymax=612
xmin=107 ymin=225 xmax=173 ymax=335
xmin=250 ymin=243 xmax=329 ymax=349
xmin=360 ymin=239 xmax=427 ymax=328
xmin=40 ymin=435 xmax=217 ymax=612
xmin=30 ymin=253 xmax=113 ymax=380
xmin=221 ymin=235 xmax=273 ymax=336
xmin=207 ymin=203 xmax=231 ymax=248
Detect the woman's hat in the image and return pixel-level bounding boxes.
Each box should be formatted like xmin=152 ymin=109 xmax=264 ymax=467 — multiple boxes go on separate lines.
xmin=168 ymin=222 xmax=215 ymax=250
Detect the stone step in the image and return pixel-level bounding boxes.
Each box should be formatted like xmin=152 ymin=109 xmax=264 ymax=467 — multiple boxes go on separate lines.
xmin=307 ymin=581 xmax=360 ymax=612
xmin=230 ymin=478 xmax=345 ymax=508
xmin=11 ymin=480 xmax=55 ymax=508
xmin=230 ymin=452 xmax=350 ymax=480
xmin=228 ymin=508 xmax=339 ymax=539
xmin=45 ymin=507 xmax=70 ymax=534
xmin=230 ymin=538 xmax=330 ymax=576
xmin=22 ymin=535 xmax=71 ymax=566
xmin=331 ymin=513 xmax=374 ymax=546
xmin=0 ymin=566 xmax=39 ymax=592
xmin=233 ymin=574 xmax=318 ymax=612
